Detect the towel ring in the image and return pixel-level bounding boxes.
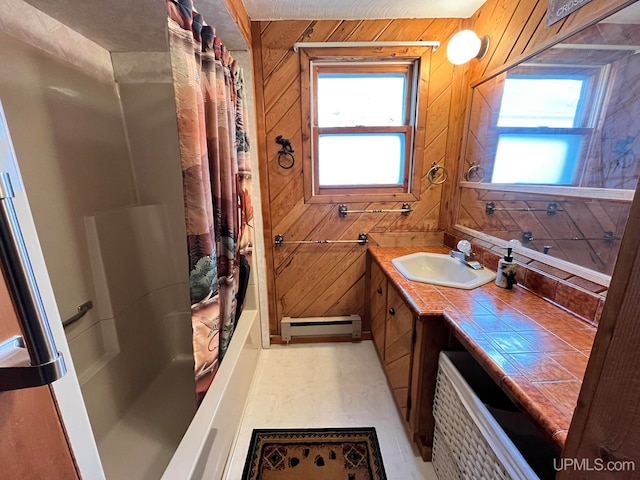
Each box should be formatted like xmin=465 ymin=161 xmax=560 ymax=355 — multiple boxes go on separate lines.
xmin=275 ymin=135 xmax=296 ymax=169
xmin=465 ymin=164 xmax=485 ymax=182
xmin=427 ymin=162 xmax=448 ymax=185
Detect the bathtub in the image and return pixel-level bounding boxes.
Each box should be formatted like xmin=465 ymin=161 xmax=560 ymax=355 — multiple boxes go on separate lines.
xmin=162 ymin=306 xmax=261 ymax=479
xmin=69 ymin=204 xmax=261 ymax=479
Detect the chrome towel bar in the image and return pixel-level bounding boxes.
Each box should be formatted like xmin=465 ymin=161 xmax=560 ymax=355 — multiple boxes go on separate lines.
xmin=522 ymin=231 xmax=618 ymax=244
xmin=0 ymin=172 xmax=66 ymax=391
xmin=275 ymin=233 xmax=368 ymax=247
xmin=486 ymin=202 xmax=563 ymax=216
xmin=338 ymin=203 xmax=412 ymax=217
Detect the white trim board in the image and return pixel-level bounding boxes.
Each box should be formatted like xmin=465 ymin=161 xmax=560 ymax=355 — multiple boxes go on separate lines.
xmin=459 ymin=182 xmax=634 ymax=202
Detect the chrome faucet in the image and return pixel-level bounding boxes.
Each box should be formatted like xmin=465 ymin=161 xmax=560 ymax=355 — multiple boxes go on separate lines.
xmin=450 ymin=240 xmax=483 ymax=270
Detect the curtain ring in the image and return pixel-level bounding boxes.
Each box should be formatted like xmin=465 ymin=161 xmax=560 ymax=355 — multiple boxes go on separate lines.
xmin=427 ymin=162 xmax=448 ymax=185
xmin=465 ymin=164 xmax=485 ymax=182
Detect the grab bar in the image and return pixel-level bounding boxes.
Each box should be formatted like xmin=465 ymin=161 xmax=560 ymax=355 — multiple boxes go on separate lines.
xmin=62 ymin=300 xmax=93 ymax=328
xmin=0 ymin=172 xmax=66 ymax=391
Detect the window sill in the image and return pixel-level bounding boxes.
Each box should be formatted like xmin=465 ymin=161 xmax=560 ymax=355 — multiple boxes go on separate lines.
xmin=304 ymin=190 xmax=420 ymax=204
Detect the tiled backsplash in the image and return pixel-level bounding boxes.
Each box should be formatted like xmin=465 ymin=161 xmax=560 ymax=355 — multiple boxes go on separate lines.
xmin=444 ymin=232 xmax=606 ymax=326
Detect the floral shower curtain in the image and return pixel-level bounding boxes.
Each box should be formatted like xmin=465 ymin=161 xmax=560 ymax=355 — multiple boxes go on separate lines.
xmin=167 ymin=0 xmax=254 ymax=401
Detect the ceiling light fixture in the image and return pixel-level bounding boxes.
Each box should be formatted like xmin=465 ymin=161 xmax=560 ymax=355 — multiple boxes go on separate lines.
xmin=446 ymin=30 xmax=490 ymax=65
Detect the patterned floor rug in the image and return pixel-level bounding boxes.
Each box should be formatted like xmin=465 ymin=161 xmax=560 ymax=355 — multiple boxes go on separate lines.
xmin=241 ymin=427 xmax=387 ymax=480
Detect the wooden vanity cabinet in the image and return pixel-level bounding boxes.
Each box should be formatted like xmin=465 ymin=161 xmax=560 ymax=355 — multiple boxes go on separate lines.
xmin=366 ymin=257 xmax=452 ymax=461
xmin=368 ymin=261 xmax=414 ymax=420
xmin=369 ymin=260 xmax=387 ymax=360
xmin=384 ymin=284 xmax=415 ymax=420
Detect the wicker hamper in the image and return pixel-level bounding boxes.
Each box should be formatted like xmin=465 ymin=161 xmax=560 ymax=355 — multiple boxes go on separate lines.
xmin=433 ymin=351 xmax=539 ymax=480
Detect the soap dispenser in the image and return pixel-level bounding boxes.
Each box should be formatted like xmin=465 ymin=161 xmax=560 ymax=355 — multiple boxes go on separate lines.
xmin=496 ymin=247 xmax=517 ymax=289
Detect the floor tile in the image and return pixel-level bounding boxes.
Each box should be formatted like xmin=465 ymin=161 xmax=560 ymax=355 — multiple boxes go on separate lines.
xmin=224 ymin=341 xmax=436 ymax=480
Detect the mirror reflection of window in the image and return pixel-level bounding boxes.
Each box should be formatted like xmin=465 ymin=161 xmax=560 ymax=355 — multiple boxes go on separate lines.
xmin=491 ymin=69 xmax=603 ymax=184
xmin=491 ymin=66 xmax=599 ymax=185
xmin=496 ymin=76 xmax=586 ymax=127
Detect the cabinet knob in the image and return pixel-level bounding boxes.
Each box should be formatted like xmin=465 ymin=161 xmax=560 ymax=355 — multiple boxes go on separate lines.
xmin=377 ymin=287 xmax=383 ymax=295
xmin=389 ymin=308 xmax=395 ymax=315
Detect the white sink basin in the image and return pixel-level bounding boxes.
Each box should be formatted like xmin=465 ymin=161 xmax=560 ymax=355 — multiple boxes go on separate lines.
xmin=391 ymin=252 xmax=496 ymax=289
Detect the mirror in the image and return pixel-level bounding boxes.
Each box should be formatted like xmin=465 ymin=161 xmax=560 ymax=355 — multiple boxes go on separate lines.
xmin=456 ymin=2 xmax=640 ymax=276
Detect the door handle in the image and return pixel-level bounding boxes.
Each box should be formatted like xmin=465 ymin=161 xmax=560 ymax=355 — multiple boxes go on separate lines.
xmin=389 ymin=308 xmax=395 ymax=315
xmin=0 ymin=172 xmax=66 ymax=391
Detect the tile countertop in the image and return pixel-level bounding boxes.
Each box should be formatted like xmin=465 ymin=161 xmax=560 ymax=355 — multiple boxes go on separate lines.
xmin=369 ymin=245 xmax=596 ymax=453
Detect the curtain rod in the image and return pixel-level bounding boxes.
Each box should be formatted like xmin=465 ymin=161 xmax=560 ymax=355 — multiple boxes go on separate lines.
xmin=292 ymin=41 xmax=440 ymax=53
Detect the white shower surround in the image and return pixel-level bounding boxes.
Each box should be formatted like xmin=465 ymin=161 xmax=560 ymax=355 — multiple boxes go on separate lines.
xmin=244 ymin=0 xmax=487 ymax=20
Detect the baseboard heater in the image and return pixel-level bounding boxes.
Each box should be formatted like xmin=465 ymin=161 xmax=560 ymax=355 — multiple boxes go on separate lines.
xmin=281 ymin=315 xmax=362 ymax=343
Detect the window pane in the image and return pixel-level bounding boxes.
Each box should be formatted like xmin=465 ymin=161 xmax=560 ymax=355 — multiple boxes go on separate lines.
xmin=497 ymin=76 xmax=585 ymax=128
xmin=318 ymin=134 xmax=405 ymax=186
xmin=318 ymin=73 xmax=406 ymax=127
xmin=491 ymin=134 xmax=583 ymax=184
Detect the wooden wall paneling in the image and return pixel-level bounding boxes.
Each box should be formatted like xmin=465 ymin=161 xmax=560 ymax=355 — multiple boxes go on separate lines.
xmin=480 ymin=1 xmax=541 ymax=77
xmin=368 ymin=231 xmax=445 ymax=247
xmin=508 ymin=0 xmax=548 ymax=59
xmin=272 ymin=205 xmax=334 ymax=272
xmin=560 ymin=179 xmax=640 ymax=480
xmin=260 ymin=21 xmax=313 ymax=79
xmin=280 ymin=211 xmax=400 ymax=319
xmin=275 ymin=206 xmax=367 ymax=304
xmin=263 ymin=55 xmax=301 ymax=113
xmin=303 ymin=252 xmax=367 ymax=318
xmin=256 ymin=19 xmax=465 ymax=336
xmin=342 ymin=20 xmax=394 ymax=41
xmin=251 ymin=21 xmax=279 ymax=334
xmin=323 ymin=275 xmax=367 ymax=319
xmin=391 ymin=184 xmax=442 ymax=232
xmin=327 ymin=21 xmax=365 ymax=42
xmin=465 ymin=0 xmax=518 ymax=82
xmin=266 ymin=122 xmax=303 ymax=202
xmin=367 ymin=203 xmax=410 ymax=233
xmin=420 ymin=19 xmax=463 ymax=76
xmin=439 ymin=25 xmax=469 ymax=231
xmin=264 ymin=82 xmax=301 ymax=136
xmin=376 ymin=19 xmax=435 ymax=41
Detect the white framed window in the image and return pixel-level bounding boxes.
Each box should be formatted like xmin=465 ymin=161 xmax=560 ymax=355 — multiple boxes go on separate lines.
xmin=299 ymin=47 xmax=430 ymax=203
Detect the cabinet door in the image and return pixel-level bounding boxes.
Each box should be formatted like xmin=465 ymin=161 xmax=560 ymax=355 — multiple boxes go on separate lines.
xmin=369 ymin=261 xmax=387 ymax=359
xmin=384 ymin=285 xmax=415 ymax=420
